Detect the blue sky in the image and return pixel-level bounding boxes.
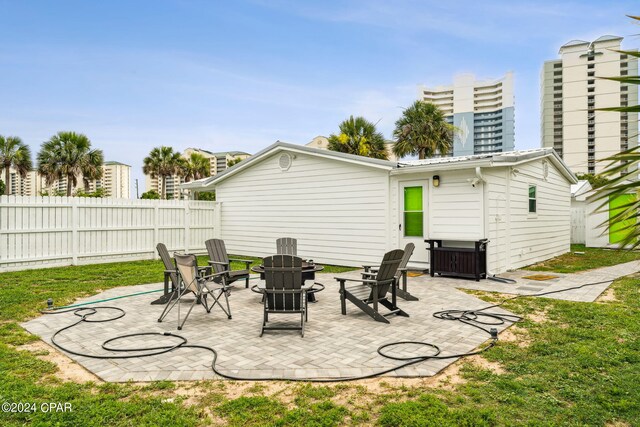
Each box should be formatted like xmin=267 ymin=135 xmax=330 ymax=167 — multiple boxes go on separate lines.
xmin=1 ymin=0 xmax=638 ymax=197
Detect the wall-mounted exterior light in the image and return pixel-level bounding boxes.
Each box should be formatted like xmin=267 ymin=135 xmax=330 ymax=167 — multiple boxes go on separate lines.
xmin=433 ymin=175 xmax=440 ymax=187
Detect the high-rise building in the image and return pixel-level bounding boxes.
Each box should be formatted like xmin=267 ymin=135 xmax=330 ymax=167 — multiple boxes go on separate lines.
xmin=541 ymin=35 xmax=638 ymax=174
xmin=144 ymin=149 xmax=250 ymax=199
xmin=6 ymin=168 xmax=47 ymax=196
xmin=5 ymin=162 xmax=131 ymax=198
xmin=418 ymin=72 xmax=515 ymax=156
xmin=100 ymin=161 xmax=131 ymax=198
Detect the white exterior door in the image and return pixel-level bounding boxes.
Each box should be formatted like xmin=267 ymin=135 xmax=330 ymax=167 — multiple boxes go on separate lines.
xmin=399 ymin=181 xmax=428 ymax=264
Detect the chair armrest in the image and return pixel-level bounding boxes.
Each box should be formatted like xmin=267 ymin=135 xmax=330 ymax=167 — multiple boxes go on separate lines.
xmin=262 ymin=288 xmax=306 ymax=294
xmin=163 ymin=269 xmax=177 ymax=274
xmin=334 ymin=277 xmax=377 ymax=284
xmin=200 ymin=270 xmax=230 ymax=281
xmin=229 ymin=258 xmax=253 ymax=264
xmin=208 ymin=260 xmax=230 ymax=266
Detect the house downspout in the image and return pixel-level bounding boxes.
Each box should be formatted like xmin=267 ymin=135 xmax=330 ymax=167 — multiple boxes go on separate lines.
xmin=505 ymin=168 xmax=512 ymax=272
xmin=475 ymin=166 xmax=485 ymax=184
xmin=478 ymin=167 xmax=489 ymax=271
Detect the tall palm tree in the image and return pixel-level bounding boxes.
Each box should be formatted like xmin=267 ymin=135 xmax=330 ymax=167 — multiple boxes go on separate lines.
xmin=593 ymin=15 xmax=640 ymax=248
xmin=181 ymin=152 xmax=211 ymax=182
xmin=327 ymin=116 xmax=389 ymax=160
xmin=81 ymin=148 xmax=105 ymax=192
xmin=143 ymin=146 xmax=184 ymax=199
xmin=0 ymin=135 xmax=33 ymax=195
xmin=393 ymin=101 xmax=455 ymax=160
xmin=37 ymin=132 xmax=104 ymax=196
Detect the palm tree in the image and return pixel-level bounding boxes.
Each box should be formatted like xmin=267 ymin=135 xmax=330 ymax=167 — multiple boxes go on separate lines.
xmin=37 ymin=132 xmax=103 ymax=196
xmin=142 ymin=146 xmax=184 ymax=199
xmin=392 ymin=101 xmax=456 ymax=160
xmin=327 ymin=116 xmax=389 ymax=160
xmin=81 ymin=148 xmax=104 ymax=192
xmin=593 ymin=15 xmax=640 ymax=248
xmin=0 ymin=135 xmax=33 ymax=195
xmin=181 ymin=152 xmax=211 ymax=182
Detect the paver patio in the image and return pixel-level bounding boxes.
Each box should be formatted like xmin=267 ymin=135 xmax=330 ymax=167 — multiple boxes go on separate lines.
xmin=439 ymin=259 xmax=640 ymax=302
xmin=21 ymin=261 xmax=634 ymax=382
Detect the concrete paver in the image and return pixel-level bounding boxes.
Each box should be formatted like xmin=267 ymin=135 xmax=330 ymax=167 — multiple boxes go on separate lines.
xmin=21 ymin=260 xmax=637 ymax=382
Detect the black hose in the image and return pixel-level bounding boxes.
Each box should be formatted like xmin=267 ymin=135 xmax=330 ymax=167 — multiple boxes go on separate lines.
xmin=488 ymin=275 xmax=518 ymax=284
xmin=40 ymin=278 xmax=615 ymax=382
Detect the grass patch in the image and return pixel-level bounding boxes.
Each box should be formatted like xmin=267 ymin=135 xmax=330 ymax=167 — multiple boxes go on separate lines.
xmin=379 ymin=394 xmax=495 ymax=427
xmin=215 ymin=395 xmax=348 ymax=426
xmin=527 ymin=244 xmax=640 ymax=273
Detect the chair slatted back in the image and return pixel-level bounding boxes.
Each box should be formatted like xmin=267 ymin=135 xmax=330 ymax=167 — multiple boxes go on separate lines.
xmin=157 ymin=243 xmax=179 ymax=287
xmin=397 ymin=243 xmax=415 ymax=278
xmin=205 ymin=239 xmax=229 ymax=275
xmin=174 ymin=253 xmax=199 ymax=294
xmin=371 ymin=249 xmax=405 ymax=299
xmin=276 ymin=237 xmax=298 ymax=256
xmin=263 ymin=255 xmax=303 ymax=311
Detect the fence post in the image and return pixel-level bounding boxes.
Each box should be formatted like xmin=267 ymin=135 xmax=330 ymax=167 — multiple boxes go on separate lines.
xmin=184 ymin=202 xmax=190 ymax=252
xmin=0 ymin=196 xmax=7 ymax=265
xmin=213 ymin=202 xmax=222 ymax=239
xmin=71 ymin=197 xmax=79 ymax=265
xmin=153 ymin=201 xmax=159 ymax=259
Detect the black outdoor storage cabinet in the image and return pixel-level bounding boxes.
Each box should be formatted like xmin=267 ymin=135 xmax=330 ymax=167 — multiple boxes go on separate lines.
xmin=425 ymin=239 xmax=489 ymax=281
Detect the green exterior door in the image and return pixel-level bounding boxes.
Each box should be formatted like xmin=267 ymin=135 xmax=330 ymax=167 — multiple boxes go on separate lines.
xmin=609 ymin=194 xmax=637 ymax=244
xmin=403 ymin=186 xmax=424 ymax=237
xmin=400 ymin=181 xmax=428 ymax=263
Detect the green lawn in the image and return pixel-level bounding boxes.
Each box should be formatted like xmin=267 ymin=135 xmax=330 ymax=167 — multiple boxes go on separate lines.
xmin=527 ymin=244 xmax=640 ymax=273
xmin=1 ymin=248 xmax=639 ymax=426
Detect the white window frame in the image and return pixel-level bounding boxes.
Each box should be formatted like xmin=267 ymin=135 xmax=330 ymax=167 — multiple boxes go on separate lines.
xmin=528 ymin=184 xmax=537 ymax=215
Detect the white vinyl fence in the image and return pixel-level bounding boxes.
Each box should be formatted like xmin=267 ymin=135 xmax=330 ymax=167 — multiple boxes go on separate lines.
xmin=570 ymin=201 xmax=587 ymax=244
xmin=0 ymin=196 xmax=220 ymax=271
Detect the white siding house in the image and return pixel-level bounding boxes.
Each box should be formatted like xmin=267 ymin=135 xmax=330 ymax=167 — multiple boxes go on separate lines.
xmin=183 ymin=142 xmax=577 ymax=274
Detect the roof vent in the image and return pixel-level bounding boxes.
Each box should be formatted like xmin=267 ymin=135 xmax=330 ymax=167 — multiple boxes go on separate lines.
xmin=278 ymin=153 xmax=292 ymax=171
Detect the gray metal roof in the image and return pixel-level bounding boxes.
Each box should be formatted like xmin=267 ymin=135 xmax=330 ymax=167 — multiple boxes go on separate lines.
xmin=396 ymin=148 xmax=577 ymax=183
xmin=182 ymin=144 xmax=577 ymax=191
xmin=399 ymin=148 xmax=553 ymax=167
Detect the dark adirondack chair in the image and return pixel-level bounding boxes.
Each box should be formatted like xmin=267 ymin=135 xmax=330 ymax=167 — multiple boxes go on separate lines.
xmin=205 ymin=239 xmax=252 ymax=288
xmin=157 ymin=253 xmax=232 ymax=330
xmin=276 ymin=237 xmax=297 ymax=256
xmin=335 ymin=249 xmax=409 ymax=324
xmin=151 ymin=243 xmax=209 ymax=305
xmin=362 ymin=243 xmax=419 ymax=301
xmin=261 ymin=255 xmax=309 ymax=337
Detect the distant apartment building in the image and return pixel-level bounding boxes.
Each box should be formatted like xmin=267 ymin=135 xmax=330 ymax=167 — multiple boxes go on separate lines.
xmin=5 ymin=162 xmax=131 ymax=198
xmin=98 ymin=161 xmax=131 ymax=198
xmin=145 ymin=149 xmax=250 ymax=199
xmin=305 ymin=136 xmax=399 ymax=162
xmin=541 ymin=35 xmax=638 ymax=174
xmin=7 ymin=169 xmax=47 ymax=196
xmin=418 ymin=72 xmax=515 ymax=156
